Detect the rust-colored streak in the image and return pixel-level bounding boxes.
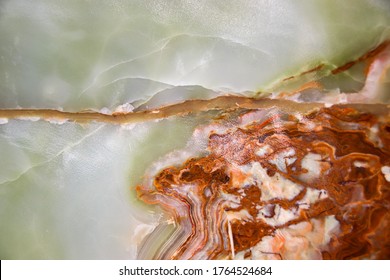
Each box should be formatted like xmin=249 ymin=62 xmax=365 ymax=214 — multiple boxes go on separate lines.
xmin=331 ymin=61 xmax=356 ymax=75
xmin=0 ymin=97 xmax=388 ymax=125
xmin=282 ymin=76 xmax=295 ymax=82
xmin=282 ymin=64 xmax=324 ymax=82
xmin=137 ymin=105 xmax=390 ymax=260
xmin=331 ymin=41 xmax=390 ymax=75
xmin=277 ymin=81 xmax=323 ymax=99
xmin=0 ymin=97 xmax=325 ymax=123
xmin=301 ymin=64 xmax=324 ymax=76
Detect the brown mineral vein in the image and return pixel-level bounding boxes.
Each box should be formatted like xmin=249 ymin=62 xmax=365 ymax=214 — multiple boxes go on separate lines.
xmin=0 ymin=97 xmax=389 ymax=124
xmin=275 ymin=41 xmax=390 ymax=95
xmin=331 ymin=41 xmax=390 ymax=75
xmin=137 ymin=105 xmax=390 ymax=260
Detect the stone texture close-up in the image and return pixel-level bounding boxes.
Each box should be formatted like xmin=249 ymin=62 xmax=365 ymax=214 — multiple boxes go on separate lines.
xmin=0 ymin=0 xmax=389 ymax=260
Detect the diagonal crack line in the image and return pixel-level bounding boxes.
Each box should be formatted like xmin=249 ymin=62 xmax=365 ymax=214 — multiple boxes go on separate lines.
xmin=155 ymin=32 xmax=272 ymax=57
xmin=97 ymin=76 xmax=175 ymax=90
xmin=0 ymin=124 xmax=106 ymax=186
xmin=80 ymin=37 xmax=177 ymax=95
xmin=80 ymin=32 xmax=271 ymax=95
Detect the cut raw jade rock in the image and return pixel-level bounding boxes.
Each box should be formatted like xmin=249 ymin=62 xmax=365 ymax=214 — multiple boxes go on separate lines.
xmin=0 ymin=0 xmax=389 ymax=259
xmin=0 ymin=0 xmax=389 ymax=111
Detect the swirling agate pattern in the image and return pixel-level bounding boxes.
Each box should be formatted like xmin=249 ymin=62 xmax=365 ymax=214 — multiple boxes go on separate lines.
xmin=0 ymin=0 xmax=390 ymax=261
xmin=137 ymin=105 xmax=390 ymax=259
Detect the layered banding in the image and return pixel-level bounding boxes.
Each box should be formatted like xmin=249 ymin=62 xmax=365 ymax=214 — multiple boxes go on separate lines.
xmin=137 ymin=105 xmax=390 ymax=259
